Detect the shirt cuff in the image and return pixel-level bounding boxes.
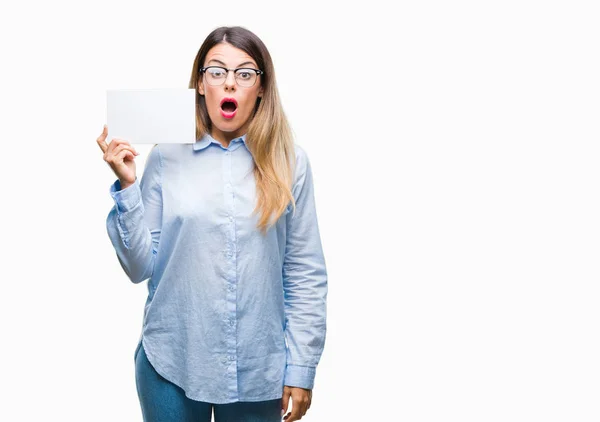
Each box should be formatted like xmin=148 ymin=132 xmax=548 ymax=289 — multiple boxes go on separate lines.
xmin=284 ymin=364 xmax=316 ymax=390
xmin=109 ymin=178 xmax=141 ymax=213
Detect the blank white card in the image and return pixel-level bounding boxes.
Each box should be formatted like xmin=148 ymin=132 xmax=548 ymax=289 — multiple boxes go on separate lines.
xmin=106 ymin=88 xmax=196 ymax=144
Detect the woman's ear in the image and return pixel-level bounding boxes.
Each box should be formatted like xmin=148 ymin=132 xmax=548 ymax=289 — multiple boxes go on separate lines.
xmin=258 ymin=86 xmax=264 ymax=98
xmin=198 ymin=79 xmax=204 ymax=96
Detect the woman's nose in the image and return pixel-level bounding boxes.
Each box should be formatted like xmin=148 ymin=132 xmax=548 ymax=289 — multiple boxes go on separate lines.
xmin=224 ymin=71 xmax=236 ymax=89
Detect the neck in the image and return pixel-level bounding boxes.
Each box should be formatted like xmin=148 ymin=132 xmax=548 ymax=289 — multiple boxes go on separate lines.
xmin=211 ymin=123 xmax=249 ymax=149
xmin=212 ymin=135 xmax=230 ymax=149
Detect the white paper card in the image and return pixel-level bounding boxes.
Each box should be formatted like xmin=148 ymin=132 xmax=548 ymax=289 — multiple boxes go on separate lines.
xmin=106 ymin=88 xmax=196 ymax=144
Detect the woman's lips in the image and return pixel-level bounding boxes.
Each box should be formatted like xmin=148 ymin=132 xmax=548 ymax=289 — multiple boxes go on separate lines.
xmin=220 ymin=108 xmax=237 ymax=119
xmin=220 ymin=97 xmax=238 ymax=119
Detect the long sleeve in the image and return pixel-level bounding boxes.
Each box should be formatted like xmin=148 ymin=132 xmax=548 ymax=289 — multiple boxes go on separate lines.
xmin=106 ymin=145 xmax=163 ymax=284
xmin=282 ymin=148 xmax=328 ymax=390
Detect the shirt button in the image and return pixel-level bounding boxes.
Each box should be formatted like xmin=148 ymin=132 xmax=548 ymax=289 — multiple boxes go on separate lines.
xmin=229 ymin=355 xmax=235 ymax=361
xmin=229 ymin=319 xmax=235 ymax=326
xmin=229 ymin=216 xmax=234 ymax=222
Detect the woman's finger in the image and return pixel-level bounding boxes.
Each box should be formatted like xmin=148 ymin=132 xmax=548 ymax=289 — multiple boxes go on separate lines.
xmin=114 ymin=148 xmax=134 ymax=163
xmin=283 ymin=405 xmax=302 ymax=422
xmin=108 ymin=140 xmax=139 ymax=158
xmin=96 ymin=125 xmax=109 ymax=153
xmin=110 ymin=143 xmax=139 ymax=159
xmin=107 ymin=137 xmax=137 ymax=154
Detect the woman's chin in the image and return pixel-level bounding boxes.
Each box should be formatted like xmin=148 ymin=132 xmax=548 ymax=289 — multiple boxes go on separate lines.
xmin=213 ymin=115 xmax=249 ymax=132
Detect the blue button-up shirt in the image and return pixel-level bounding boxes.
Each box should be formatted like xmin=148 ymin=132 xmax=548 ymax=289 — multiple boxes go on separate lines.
xmin=105 ymin=132 xmax=327 ymax=404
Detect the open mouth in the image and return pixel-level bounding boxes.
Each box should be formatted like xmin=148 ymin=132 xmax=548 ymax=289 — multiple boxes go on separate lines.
xmin=219 ymin=97 xmax=238 ymax=119
xmin=220 ymin=97 xmax=238 ymax=112
xmin=221 ymin=101 xmax=237 ymax=112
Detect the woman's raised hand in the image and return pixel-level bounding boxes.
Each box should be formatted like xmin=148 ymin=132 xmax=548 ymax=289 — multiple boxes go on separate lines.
xmin=96 ymin=125 xmax=140 ymax=190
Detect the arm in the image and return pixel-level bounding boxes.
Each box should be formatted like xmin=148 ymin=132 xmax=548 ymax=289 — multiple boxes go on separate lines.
xmin=282 ymin=147 xmax=328 ymax=390
xmin=105 ymin=145 xmax=162 ymax=284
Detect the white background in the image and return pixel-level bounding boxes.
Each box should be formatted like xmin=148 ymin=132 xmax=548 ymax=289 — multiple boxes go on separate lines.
xmin=1 ymin=1 xmax=599 ymax=421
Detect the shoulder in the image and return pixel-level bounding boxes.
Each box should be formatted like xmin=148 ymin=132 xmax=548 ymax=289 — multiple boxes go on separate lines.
xmin=292 ymin=143 xmax=311 ymax=182
xmin=144 ymin=144 xmax=162 ymax=168
xmin=290 ymin=143 xmax=316 ymax=196
xmin=293 ymin=142 xmax=308 ymax=164
xmin=152 ymin=143 xmax=187 ymax=158
xmin=149 ymin=143 xmax=194 ymax=165
xmin=142 ymin=144 xmax=166 ymax=171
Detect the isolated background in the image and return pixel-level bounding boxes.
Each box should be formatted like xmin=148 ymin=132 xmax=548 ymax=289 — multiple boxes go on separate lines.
xmin=1 ymin=0 xmax=599 ymax=421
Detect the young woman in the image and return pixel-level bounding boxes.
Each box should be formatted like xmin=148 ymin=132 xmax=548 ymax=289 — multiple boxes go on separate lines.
xmin=96 ymin=26 xmax=327 ymax=422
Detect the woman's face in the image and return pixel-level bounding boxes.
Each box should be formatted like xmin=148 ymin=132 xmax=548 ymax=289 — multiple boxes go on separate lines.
xmin=198 ymin=43 xmax=264 ymax=145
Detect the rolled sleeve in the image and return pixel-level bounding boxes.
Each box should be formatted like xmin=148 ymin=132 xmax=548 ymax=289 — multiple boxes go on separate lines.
xmin=110 ymin=178 xmax=142 ymax=213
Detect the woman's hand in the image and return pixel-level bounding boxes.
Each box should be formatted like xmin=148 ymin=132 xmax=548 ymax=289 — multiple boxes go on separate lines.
xmin=282 ymin=385 xmax=312 ymax=421
xmin=96 ymin=125 xmax=139 ymax=189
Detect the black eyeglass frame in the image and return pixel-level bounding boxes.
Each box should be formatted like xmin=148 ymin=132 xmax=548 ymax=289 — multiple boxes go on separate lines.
xmin=199 ymin=66 xmax=264 ymax=86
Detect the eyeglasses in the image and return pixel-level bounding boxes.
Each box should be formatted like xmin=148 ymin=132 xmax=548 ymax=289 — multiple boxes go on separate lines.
xmin=200 ymin=66 xmax=264 ymax=87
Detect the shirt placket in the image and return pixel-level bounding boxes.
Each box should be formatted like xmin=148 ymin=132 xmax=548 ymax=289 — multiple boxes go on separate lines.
xmin=223 ymin=148 xmax=239 ymax=399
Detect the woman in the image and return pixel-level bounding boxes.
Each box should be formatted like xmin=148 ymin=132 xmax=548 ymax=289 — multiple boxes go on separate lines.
xmin=96 ymin=26 xmax=327 ymax=422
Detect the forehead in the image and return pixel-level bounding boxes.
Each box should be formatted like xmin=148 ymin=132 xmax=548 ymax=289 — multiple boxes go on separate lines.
xmin=205 ymin=43 xmax=256 ymax=66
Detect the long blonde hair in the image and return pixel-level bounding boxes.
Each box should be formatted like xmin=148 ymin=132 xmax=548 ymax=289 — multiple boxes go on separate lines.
xmin=188 ymin=26 xmax=296 ymax=235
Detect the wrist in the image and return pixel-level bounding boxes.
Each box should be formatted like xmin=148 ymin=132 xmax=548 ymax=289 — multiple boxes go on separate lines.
xmin=119 ymin=178 xmax=136 ymax=190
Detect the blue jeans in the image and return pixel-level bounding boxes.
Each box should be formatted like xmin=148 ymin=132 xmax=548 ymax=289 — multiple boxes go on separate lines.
xmin=134 ymin=340 xmax=283 ymax=422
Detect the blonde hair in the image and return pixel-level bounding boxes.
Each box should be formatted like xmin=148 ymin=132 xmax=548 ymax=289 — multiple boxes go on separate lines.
xmin=188 ymin=26 xmax=296 ymax=235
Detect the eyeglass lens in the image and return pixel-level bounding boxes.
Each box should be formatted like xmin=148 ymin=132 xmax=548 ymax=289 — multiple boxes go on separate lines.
xmin=205 ymin=68 xmax=258 ymax=87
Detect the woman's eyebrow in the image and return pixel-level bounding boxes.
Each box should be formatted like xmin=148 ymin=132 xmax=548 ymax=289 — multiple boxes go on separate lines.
xmin=207 ymin=59 xmax=256 ymax=68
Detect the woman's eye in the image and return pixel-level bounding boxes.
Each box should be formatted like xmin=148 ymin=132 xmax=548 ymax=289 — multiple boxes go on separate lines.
xmin=238 ymin=72 xmax=250 ymax=79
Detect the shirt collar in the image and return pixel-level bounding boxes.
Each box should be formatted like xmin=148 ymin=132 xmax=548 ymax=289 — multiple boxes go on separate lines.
xmin=193 ymin=132 xmax=247 ymax=151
